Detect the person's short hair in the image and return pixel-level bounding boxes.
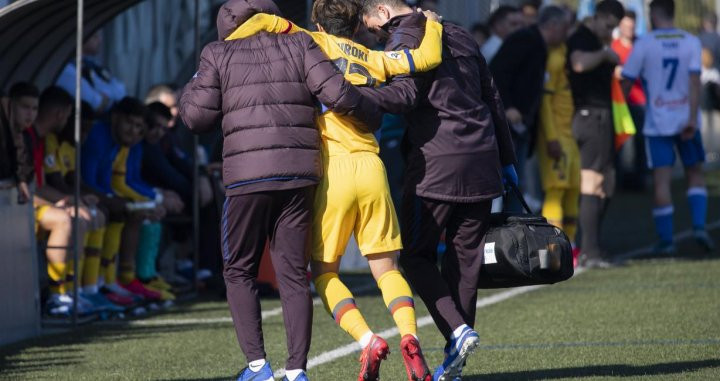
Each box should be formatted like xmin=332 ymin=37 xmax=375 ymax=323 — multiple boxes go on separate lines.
xmin=145 ymin=84 xmax=176 ymax=105
xmin=488 ymin=5 xmax=520 ymax=29
xmin=522 ymin=0 xmax=541 ymax=11
xmin=538 ymin=5 xmax=568 ymax=27
xmin=146 ymin=101 xmax=172 ymax=122
xmin=650 ymin=0 xmax=675 ymax=19
xmin=703 ymin=12 xmax=718 ymax=24
xmin=112 ymin=97 xmax=147 ymax=119
xmin=360 ymin=0 xmax=408 ymax=16
xmin=595 ymin=0 xmax=625 ymax=21
xmin=624 ymin=10 xmax=637 ymax=21
xmin=312 ymin=0 xmax=361 ymax=39
xmin=79 ymin=100 xmax=96 ymax=122
xmin=39 ymin=86 xmax=73 ymax=114
xmin=9 ymin=82 xmax=39 ymax=101
xmin=471 ymin=23 xmax=489 ymax=36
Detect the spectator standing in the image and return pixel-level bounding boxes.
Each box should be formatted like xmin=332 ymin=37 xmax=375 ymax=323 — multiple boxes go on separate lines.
xmin=699 ymin=13 xmax=720 ymax=72
xmin=471 ymin=23 xmax=490 ymax=48
xmin=612 ymin=10 xmax=648 ymax=190
xmin=481 ymin=6 xmax=523 ymax=63
xmin=566 ymin=0 xmax=624 ymax=268
xmin=621 ymin=0 xmax=715 ymax=254
xmin=521 ymin=0 xmax=542 ymax=26
xmin=490 ymin=5 xmax=571 ymax=212
xmin=56 ymin=31 xmax=127 ymax=114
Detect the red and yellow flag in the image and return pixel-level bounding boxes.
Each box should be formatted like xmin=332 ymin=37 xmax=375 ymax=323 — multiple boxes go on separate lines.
xmin=611 ymin=77 xmax=636 ymax=151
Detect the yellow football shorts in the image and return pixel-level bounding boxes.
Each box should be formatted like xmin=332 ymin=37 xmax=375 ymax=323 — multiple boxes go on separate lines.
xmin=34 ymin=204 xmax=51 ymax=236
xmin=538 ymin=135 xmax=581 ymax=191
xmin=312 ymin=152 xmax=402 ymax=262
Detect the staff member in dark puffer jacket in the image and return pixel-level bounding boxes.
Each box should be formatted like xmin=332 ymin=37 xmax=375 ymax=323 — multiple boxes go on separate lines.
xmin=360 ymin=1 xmax=517 ymax=380
xmin=179 ymin=1 xmax=382 ymax=380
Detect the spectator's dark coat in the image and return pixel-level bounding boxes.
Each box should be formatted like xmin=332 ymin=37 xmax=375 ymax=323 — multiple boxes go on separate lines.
xmin=179 ymin=0 xmax=381 ymax=196
xmin=0 ymin=104 xmax=17 ymax=181
xmin=363 ymin=13 xmax=516 ymax=203
xmin=490 ymin=25 xmax=548 ymax=137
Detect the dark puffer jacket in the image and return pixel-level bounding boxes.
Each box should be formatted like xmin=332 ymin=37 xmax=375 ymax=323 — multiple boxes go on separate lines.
xmin=180 ymin=0 xmax=381 ymax=196
xmin=363 ymin=13 xmax=516 ymax=203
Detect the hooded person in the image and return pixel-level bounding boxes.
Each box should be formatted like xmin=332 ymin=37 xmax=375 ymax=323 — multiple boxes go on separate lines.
xmin=179 ymin=1 xmax=382 ymax=380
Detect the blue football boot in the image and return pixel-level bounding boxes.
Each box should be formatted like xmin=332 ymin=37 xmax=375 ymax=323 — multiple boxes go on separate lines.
xmin=433 ymin=326 xmax=480 ymax=381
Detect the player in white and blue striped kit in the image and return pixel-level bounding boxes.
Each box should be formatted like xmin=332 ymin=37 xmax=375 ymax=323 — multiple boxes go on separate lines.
xmin=621 ymin=0 xmax=715 ymax=254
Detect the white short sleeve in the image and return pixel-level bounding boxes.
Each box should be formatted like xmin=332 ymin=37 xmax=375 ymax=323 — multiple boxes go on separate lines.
xmin=689 ymin=36 xmax=702 ymax=74
xmin=621 ymin=38 xmax=645 ymax=81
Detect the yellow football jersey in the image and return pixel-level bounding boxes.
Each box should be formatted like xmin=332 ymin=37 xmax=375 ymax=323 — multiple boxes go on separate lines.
xmin=44 ymin=133 xmax=62 ymax=175
xmin=44 ymin=133 xmax=77 ymax=177
xmin=111 ymin=146 xmax=148 ymax=202
xmin=540 ymin=45 xmax=574 ymax=141
xmin=226 ymin=13 xmax=443 ymax=156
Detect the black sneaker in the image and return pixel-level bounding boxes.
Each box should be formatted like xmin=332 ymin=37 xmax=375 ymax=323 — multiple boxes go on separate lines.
xmin=694 ymin=230 xmax=716 ymax=253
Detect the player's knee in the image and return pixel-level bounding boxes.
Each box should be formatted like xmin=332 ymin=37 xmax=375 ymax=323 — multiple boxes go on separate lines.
xmin=42 ymin=208 xmax=72 ymax=232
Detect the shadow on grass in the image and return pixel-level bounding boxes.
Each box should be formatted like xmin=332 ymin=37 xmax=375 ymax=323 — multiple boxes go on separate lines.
xmin=0 ymin=322 xmax=232 ymax=378
xmin=465 ymin=359 xmax=720 ymax=380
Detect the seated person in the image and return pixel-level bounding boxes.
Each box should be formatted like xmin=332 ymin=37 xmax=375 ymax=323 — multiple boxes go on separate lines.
xmin=142 ymin=102 xmax=213 ymax=208
xmin=11 ymin=83 xmax=92 ymax=316
xmin=45 ymin=101 xmax=130 ymax=311
xmin=82 ymin=97 xmax=178 ymax=302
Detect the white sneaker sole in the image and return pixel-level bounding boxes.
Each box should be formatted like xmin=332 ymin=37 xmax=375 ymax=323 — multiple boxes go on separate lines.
xmin=438 ymin=335 xmax=480 ymax=381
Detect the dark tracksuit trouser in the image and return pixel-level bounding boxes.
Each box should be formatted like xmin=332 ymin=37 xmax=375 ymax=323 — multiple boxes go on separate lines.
xmin=400 ymin=190 xmax=493 ymax=340
xmin=222 ymin=186 xmax=314 ymax=371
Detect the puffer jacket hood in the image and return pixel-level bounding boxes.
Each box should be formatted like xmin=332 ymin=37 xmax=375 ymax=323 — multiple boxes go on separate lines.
xmin=216 ymin=0 xmax=282 ymax=40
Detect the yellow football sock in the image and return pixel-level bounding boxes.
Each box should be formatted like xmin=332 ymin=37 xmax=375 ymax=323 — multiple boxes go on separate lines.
xmin=101 ymin=222 xmax=124 ymax=285
xmin=65 ymin=233 xmax=89 ymax=293
xmin=377 ymin=270 xmax=417 ymax=337
xmin=563 ymin=187 xmax=580 ymax=243
xmin=48 ymin=261 xmax=66 ymax=295
xmin=542 ymin=189 xmax=564 ymax=229
xmin=118 ymin=262 xmax=135 ymax=285
xmin=83 ymin=228 xmax=105 ymax=288
xmin=314 ymin=272 xmax=372 ymax=343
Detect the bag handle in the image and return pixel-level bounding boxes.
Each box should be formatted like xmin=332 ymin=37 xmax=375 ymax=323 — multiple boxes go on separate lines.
xmin=505 ymin=182 xmax=534 ymax=215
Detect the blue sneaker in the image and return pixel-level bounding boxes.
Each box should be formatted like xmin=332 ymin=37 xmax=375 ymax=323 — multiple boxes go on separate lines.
xmin=282 ymin=371 xmax=309 ymax=381
xmin=433 ymin=327 xmax=480 ymax=381
xmin=236 ymin=362 xmax=274 ymax=381
xmin=83 ymin=292 xmax=126 ymax=313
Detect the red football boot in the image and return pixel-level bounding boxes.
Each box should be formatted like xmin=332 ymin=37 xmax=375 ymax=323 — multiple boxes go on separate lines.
xmin=572 ymin=247 xmax=581 ymax=268
xmin=104 ymin=291 xmax=135 ymax=306
xmin=358 ymin=335 xmax=390 ymax=381
xmin=121 ymin=278 xmax=162 ymax=301
xmin=400 ymin=335 xmax=432 ymax=381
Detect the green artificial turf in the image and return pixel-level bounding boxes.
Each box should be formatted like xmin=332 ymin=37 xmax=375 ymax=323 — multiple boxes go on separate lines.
xmin=1 ymin=174 xmax=718 ymax=381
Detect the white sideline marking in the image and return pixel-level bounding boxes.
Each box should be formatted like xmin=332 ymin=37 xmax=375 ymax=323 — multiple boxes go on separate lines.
xmin=273 ymin=220 xmax=719 ymax=378
xmin=126 ymin=283 xmax=377 ymax=327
